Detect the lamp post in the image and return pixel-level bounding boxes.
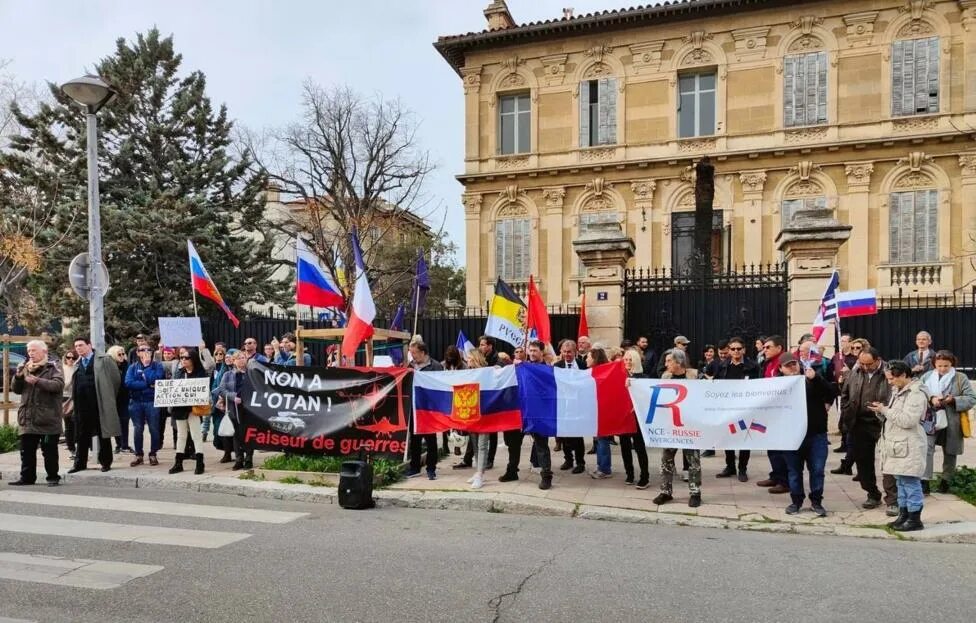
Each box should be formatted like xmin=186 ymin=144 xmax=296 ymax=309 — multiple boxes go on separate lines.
xmin=60 ymin=75 xmax=116 ymax=353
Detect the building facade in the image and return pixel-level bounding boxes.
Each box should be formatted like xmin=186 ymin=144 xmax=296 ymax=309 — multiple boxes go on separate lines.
xmin=436 ymin=0 xmax=976 ymax=308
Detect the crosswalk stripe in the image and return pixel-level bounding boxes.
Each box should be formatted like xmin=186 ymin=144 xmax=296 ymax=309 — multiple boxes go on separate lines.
xmin=0 ymin=490 xmax=307 ymax=524
xmin=0 ymin=513 xmax=250 ymax=549
xmin=0 ymin=553 xmax=162 ymax=589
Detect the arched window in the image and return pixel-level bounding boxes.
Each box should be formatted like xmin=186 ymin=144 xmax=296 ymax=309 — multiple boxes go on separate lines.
xmin=495 ymin=216 xmax=530 ymax=281
xmin=889 ymin=188 xmax=938 ymax=263
xmin=579 ymin=64 xmax=618 ymax=147
xmin=891 ymin=33 xmax=939 ymax=116
xmin=783 ymin=50 xmax=827 ymax=127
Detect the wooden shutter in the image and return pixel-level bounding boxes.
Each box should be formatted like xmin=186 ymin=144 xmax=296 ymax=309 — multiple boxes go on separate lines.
xmin=579 ymin=81 xmax=591 ymax=147
xmin=495 ymin=219 xmax=510 ymax=279
xmin=783 ymin=56 xmax=796 ymax=126
xmin=598 ymin=78 xmax=618 ymax=145
xmin=816 ymin=52 xmax=827 ymax=123
xmin=513 ymin=218 xmax=530 ymax=280
xmin=915 ymin=189 xmax=938 ymax=262
xmin=926 ymin=37 xmax=940 ymax=113
xmin=781 ymin=199 xmax=800 ymax=228
xmin=892 ymin=40 xmax=905 ymax=116
xmin=889 ymin=192 xmax=917 ymax=263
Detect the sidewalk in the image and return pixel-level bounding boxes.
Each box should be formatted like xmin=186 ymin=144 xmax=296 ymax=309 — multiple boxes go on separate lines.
xmin=2 ymin=430 xmax=974 ymax=543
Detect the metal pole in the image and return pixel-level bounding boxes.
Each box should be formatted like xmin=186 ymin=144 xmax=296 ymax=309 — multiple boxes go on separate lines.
xmin=86 ymin=109 xmax=106 ymax=353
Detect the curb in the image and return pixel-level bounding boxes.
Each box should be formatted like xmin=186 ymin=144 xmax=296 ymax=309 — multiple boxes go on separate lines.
xmin=3 ymin=468 xmax=973 ymax=543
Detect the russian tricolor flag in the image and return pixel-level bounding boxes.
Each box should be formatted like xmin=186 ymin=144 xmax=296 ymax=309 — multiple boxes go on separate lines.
xmin=187 ymin=240 xmax=239 ymax=328
xmin=340 ymin=230 xmax=376 ymax=360
xmin=413 ymin=366 xmax=521 ymax=434
xmin=835 ymin=289 xmax=877 ymax=318
xmin=516 ymin=360 xmax=637 ymax=437
xmin=295 ymin=237 xmax=344 ymax=308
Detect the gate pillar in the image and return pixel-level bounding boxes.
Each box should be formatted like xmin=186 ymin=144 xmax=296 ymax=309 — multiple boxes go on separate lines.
xmin=573 ymin=222 xmax=635 ymax=349
xmin=775 ymin=208 xmax=852 ymax=347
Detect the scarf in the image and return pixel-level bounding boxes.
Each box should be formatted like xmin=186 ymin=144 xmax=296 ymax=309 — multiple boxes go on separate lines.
xmin=924 ymin=367 xmax=955 ymax=421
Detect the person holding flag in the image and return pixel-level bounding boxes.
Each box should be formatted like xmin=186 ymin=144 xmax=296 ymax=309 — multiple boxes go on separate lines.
xmin=187 ymin=241 xmax=239 ymax=327
xmin=484 ymin=278 xmax=526 ymax=347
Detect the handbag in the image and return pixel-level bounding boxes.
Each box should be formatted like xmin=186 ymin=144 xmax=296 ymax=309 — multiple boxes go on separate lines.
xmin=955 ymin=373 xmax=972 ymax=439
xmin=218 ymin=410 xmax=236 ymax=436
xmin=191 ymin=403 xmax=210 ymax=417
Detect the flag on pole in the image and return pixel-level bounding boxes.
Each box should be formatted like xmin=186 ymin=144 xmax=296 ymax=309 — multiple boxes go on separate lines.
xmin=389 ymin=303 xmax=406 ymax=366
xmin=810 ymin=269 xmax=839 ymax=343
xmin=341 ymin=230 xmax=376 ymax=359
xmin=456 ymin=330 xmax=476 ymax=355
xmin=410 ymin=249 xmax=431 ymax=316
xmin=526 ymin=275 xmax=551 ymax=345
xmin=187 ymin=240 xmax=239 ymax=328
xmin=295 ymin=237 xmax=345 ymax=308
xmin=578 ymin=293 xmax=589 ymax=340
xmin=484 ymin=278 xmax=526 ymax=346
xmin=836 ymin=289 xmax=878 ymax=317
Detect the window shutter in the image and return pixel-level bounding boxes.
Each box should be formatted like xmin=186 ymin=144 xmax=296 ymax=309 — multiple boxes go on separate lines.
xmin=783 ymin=56 xmax=796 ymax=126
xmin=513 ymin=218 xmax=530 ymax=280
xmin=903 ymin=40 xmax=916 ymax=115
xmin=596 ymin=78 xmax=612 ymax=145
xmin=917 ymin=190 xmax=939 ymax=262
xmin=927 ymin=37 xmax=940 ymax=113
xmin=888 ymin=193 xmax=903 ymax=263
xmin=781 ymin=199 xmax=800 ymax=229
xmin=795 ymin=56 xmax=807 ymax=124
xmin=914 ymin=39 xmax=929 ymax=114
xmin=579 ymin=81 xmax=591 ymax=147
xmin=816 ymin=52 xmax=828 ymax=123
xmin=805 ymin=53 xmax=819 ymax=125
xmin=495 ymin=220 xmax=509 ymax=279
xmin=892 ymin=41 xmax=905 ymax=116
xmin=600 ymin=78 xmax=618 ymax=145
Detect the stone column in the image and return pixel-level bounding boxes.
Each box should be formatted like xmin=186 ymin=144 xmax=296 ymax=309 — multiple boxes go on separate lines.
xmin=629 ymin=180 xmax=655 ymax=267
xmin=462 ymin=192 xmax=483 ymax=308
xmin=738 ymin=170 xmax=767 ymax=265
xmin=843 ymin=162 xmax=873 ymax=290
xmin=959 ymin=154 xmax=976 ymax=291
xmin=776 ymin=208 xmax=852 ymax=346
xmin=573 ymin=222 xmax=635 ymax=348
xmin=542 ymin=187 xmax=566 ymax=304
xmin=461 ymin=67 xmax=482 ymax=163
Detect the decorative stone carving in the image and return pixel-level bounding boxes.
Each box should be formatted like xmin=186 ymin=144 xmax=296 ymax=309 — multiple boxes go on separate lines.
xmin=629 ymin=41 xmax=665 ymax=74
xmin=500 ymin=55 xmax=525 ymax=71
xmin=462 ymin=193 xmax=483 ymax=215
xmin=898 ymin=151 xmax=933 ymax=172
xmin=540 ymin=54 xmax=568 ymax=86
xmin=738 ymin=171 xmax=767 ymax=194
xmin=500 ymin=73 xmax=526 ymax=88
xmin=845 ymin=162 xmax=874 ymax=189
xmin=899 ymin=0 xmax=931 ymax=20
xmin=892 ymin=116 xmax=938 ymax=133
xmin=579 ymin=147 xmax=616 ymax=162
xmin=542 ymin=187 xmax=566 ymax=210
xmin=461 ymin=67 xmax=482 ymax=95
xmin=495 ymin=155 xmax=530 ymax=170
xmin=731 ymin=26 xmax=771 ymax=61
xmin=583 ymin=42 xmax=614 ymax=62
xmin=630 ymin=180 xmax=656 ymax=202
xmin=961 ymin=1 xmax=976 ymax=32
xmin=785 ymin=179 xmax=824 ymax=198
xmin=684 ymin=30 xmax=713 ymax=48
xmin=678 ymin=166 xmax=696 ymax=184
xmin=789 ymin=160 xmax=821 ymax=181
xmin=959 ymin=153 xmax=976 ymax=177
xmin=843 ymin=11 xmax=879 ymax=47
xmin=680 ymin=30 xmax=714 ymax=67
xmin=791 ymin=16 xmax=824 ymax=34
xmin=676 ymin=190 xmax=696 ymax=209
xmin=582 ymin=62 xmax=613 ymax=79
xmin=894 ymin=172 xmax=935 ymax=189
xmin=784 ymin=127 xmax=828 ymax=144
xmin=581 ymin=195 xmax=614 ymax=212
xmin=677 ymin=138 xmax=717 ymax=153
xmin=585 ymin=177 xmax=612 ymax=197
xmin=897 ymin=20 xmax=935 ymax=37
xmin=498 ymin=184 xmax=526 ymax=205
xmin=788 ymin=35 xmax=824 ymax=53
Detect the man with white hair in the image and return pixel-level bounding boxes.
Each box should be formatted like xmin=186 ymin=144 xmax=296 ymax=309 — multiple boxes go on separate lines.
xmin=11 ymin=340 xmax=65 ymax=486
xmin=904 ymin=331 xmax=936 ymax=377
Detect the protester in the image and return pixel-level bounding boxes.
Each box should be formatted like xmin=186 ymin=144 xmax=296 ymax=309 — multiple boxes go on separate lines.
xmin=636 ymin=335 xmax=657 ymax=378
xmin=124 ymin=344 xmax=166 ymax=467
xmin=905 ymin=331 xmax=937 ymax=377
xmin=589 ymin=346 xmax=614 ymax=480
xmin=714 ymin=336 xmax=760 ymax=481
xmin=69 ymin=337 xmax=122 ymax=473
xmin=578 ymin=336 xmax=592 ymax=359
xmin=520 ymin=340 xmax=554 ymax=490
xmin=554 ymin=339 xmax=587 ymax=475
xmin=513 ymin=346 xmax=526 ymax=364
xmin=10 ymin=340 xmax=64 ymax=486
xmin=496 ymin=352 xmax=512 ymax=366
xmin=443 ymin=345 xmax=465 ymax=371
xmin=699 ymin=344 xmax=717 ymax=377
xmin=655 ymin=335 xmax=690 ymax=377
xmin=203 ymin=343 xmax=228 ymax=443
xmin=406 ymin=341 xmax=443 ymax=480
xmin=478 ymin=336 xmax=498 ymax=366
xmin=127 ymin=333 xmax=150 ymax=365
xmin=703 ymin=339 xmax=729 ymax=379
xmin=779 ymin=354 xmax=837 ymax=516
xmin=621 ymin=349 xmax=650 ymax=488
xmin=216 ymin=350 xmax=254 ymax=470
xmin=754 ymin=336 xmax=767 ymax=365
xmin=839 ymin=346 xmax=898 ymax=514
xmin=920 ymin=350 xmax=975 ymax=493
xmin=167 ymin=347 xmax=208 ymax=475
xmin=654 ymin=349 xmax=702 ymax=507
xmin=273 ymin=333 xmax=312 ymax=366
xmin=61 ymin=351 xmax=77 ymax=459
xmin=463 ymin=349 xmax=492 ymax=490
xmin=757 ymin=335 xmax=790 ymax=493
xmin=241 ymin=337 xmax=268 ymax=363
xmin=868 ymin=360 xmax=929 ymax=531
xmin=107 ymin=345 xmax=132 ymax=454
xmin=263 ymin=342 xmax=276 ymax=362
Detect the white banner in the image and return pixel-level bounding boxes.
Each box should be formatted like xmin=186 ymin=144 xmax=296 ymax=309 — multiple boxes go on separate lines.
xmin=153 ymin=378 xmax=211 ymax=408
xmin=158 ymin=316 xmax=203 ymax=347
xmin=628 ymin=376 xmax=807 ymax=450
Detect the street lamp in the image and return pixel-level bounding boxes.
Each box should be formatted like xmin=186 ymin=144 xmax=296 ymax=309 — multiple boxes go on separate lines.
xmin=60 ymin=75 xmax=116 ymax=353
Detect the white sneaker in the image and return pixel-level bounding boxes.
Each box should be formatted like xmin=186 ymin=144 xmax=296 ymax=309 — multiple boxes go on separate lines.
xmin=470 ymin=475 xmax=484 ymax=489
xmin=466 ymin=475 xmax=476 ymax=484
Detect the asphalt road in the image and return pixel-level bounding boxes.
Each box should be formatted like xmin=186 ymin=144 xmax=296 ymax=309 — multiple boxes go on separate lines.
xmin=0 ymin=483 xmax=974 ymax=623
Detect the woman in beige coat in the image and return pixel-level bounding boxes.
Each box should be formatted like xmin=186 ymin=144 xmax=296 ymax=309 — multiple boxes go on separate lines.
xmin=868 ymin=360 xmax=929 ymax=532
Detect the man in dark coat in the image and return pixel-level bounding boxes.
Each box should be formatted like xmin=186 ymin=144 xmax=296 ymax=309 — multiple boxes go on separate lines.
xmin=11 ymin=340 xmax=65 ymax=486
xmin=70 ymin=336 xmax=122 ymax=473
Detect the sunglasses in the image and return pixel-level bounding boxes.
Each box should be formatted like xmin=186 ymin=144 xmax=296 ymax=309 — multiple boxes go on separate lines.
xmin=851 ymin=346 xmax=863 ymax=350
xmin=728 ymin=347 xmax=744 ymax=351
xmin=138 ymin=348 xmax=151 ymax=353
xmin=763 ymin=345 xmax=775 ymax=350
xmin=65 ymin=356 xmax=76 ymax=361
xmin=179 ymin=356 xmax=191 ymax=360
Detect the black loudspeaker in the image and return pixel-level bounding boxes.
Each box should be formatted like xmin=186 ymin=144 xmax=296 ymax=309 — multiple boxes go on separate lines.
xmin=338 ymin=460 xmax=375 ymax=509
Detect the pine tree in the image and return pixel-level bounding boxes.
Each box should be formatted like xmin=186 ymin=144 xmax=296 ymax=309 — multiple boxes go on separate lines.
xmin=0 ymin=29 xmax=286 ymax=339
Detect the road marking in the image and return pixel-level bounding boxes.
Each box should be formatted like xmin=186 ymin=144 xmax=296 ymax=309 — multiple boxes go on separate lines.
xmin=0 ymin=553 xmax=162 ymax=589
xmin=0 ymin=513 xmax=250 ymax=549
xmin=0 ymin=617 xmax=37 ymax=623
xmin=0 ymin=490 xmax=306 ymax=524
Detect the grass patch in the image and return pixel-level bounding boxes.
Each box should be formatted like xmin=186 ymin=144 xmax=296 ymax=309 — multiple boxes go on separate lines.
xmin=307 ymin=479 xmax=330 ymax=487
xmin=0 ymin=424 xmax=18 ymax=453
xmin=238 ymin=471 xmax=265 ymax=481
xmin=259 ymin=453 xmax=403 ymax=487
xmin=948 ymin=465 xmax=976 ymax=506
xmin=279 ymin=475 xmax=304 ymax=485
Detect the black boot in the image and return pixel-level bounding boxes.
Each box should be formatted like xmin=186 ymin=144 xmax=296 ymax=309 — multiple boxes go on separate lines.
xmin=830 ymin=460 xmax=853 ymax=475
xmin=498 ymin=469 xmax=518 ymax=482
xmin=921 ymin=480 xmax=930 ymax=496
xmin=539 ymin=470 xmax=553 ymax=490
xmin=937 ymin=479 xmax=950 ymax=494
xmin=232 ymin=458 xmax=244 ymax=471
xmin=194 ymin=453 xmax=205 ymax=475
xmin=243 ymin=454 xmax=254 ymax=470
xmin=886 ymin=507 xmax=908 ymax=529
xmin=894 ymin=510 xmax=924 ymax=532
xmin=220 ymin=449 xmax=233 ymax=464
xmin=168 ymin=453 xmax=184 ymax=474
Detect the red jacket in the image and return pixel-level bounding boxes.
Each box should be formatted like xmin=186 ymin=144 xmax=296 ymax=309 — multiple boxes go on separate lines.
xmin=763 ymin=352 xmax=782 ymax=378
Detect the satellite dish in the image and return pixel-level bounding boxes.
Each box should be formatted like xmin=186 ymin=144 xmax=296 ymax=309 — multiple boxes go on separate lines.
xmin=68 ymin=252 xmax=111 ymax=299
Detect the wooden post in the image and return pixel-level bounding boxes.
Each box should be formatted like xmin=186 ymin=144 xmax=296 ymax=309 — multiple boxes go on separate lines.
xmin=2 ymin=335 xmax=9 ymax=426
xmin=365 ymin=339 xmax=374 ymax=368
xmin=296 ymin=324 xmax=304 ymax=363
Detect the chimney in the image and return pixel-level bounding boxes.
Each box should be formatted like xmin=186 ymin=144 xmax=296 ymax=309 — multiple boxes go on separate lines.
xmin=563 ymin=7 xmax=574 ymax=19
xmin=484 ymin=0 xmax=516 ymax=30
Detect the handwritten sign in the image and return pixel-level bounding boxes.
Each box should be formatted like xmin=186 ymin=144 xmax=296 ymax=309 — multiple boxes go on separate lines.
xmin=154 ymin=378 xmax=211 ymax=408
xmin=158 ymin=317 xmax=203 ymax=348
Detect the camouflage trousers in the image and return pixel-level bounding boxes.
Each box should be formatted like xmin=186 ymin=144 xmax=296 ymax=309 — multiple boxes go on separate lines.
xmin=660 ymin=448 xmax=702 ymax=495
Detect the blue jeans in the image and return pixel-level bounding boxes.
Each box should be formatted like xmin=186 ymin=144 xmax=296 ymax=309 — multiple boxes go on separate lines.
xmin=784 ymin=432 xmax=828 ymax=505
xmin=767 ymin=450 xmax=789 ymax=486
xmin=129 ymin=400 xmax=161 ymax=456
xmin=596 ymin=437 xmax=612 ymax=474
xmin=896 ymin=475 xmax=924 ymax=512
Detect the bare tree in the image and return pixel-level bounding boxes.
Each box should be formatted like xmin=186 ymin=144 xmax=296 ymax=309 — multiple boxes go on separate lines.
xmin=0 ymin=58 xmax=44 ymax=144
xmin=243 ymin=81 xmax=438 ymax=299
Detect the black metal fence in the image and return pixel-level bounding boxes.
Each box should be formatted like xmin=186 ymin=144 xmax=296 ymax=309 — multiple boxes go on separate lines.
xmin=841 ymin=295 xmax=976 ymax=369
xmin=623 ymin=264 xmax=789 ymax=359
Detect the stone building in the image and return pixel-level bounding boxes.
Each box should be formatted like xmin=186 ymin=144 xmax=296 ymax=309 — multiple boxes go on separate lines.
xmin=435 ymin=0 xmax=976 ymax=312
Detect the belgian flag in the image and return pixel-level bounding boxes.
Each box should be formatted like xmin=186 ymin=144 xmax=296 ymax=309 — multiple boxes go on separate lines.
xmin=484 ymin=278 xmax=527 ymax=346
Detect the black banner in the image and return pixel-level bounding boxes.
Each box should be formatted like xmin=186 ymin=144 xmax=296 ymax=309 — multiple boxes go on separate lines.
xmin=239 ymin=362 xmax=410 ymax=457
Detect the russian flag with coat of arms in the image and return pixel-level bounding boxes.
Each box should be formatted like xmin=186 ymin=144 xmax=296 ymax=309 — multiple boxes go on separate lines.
xmin=413 ymin=366 xmax=521 ymax=434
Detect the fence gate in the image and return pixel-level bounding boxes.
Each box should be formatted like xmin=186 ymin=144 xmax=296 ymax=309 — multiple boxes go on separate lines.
xmin=624 ymin=264 xmax=789 ymax=359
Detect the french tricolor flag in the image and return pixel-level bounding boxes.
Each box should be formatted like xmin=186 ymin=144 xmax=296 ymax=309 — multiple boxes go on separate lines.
xmin=516 ymin=360 xmax=638 ymax=437
xmin=340 ymin=230 xmax=376 ymax=360
xmin=295 ymin=237 xmax=344 ymax=309
xmin=836 ymin=289 xmax=878 ymax=318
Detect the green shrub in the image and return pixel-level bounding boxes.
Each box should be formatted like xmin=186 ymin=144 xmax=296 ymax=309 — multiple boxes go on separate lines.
xmin=948 ymin=465 xmax=976 ymax=505
xmin=260 ymin=453 xmax=403 ymax=487
xmin=278 ymin=475 xmax=303 ymax=484
xmin=0 ymin=425 xmax=18 ymax=453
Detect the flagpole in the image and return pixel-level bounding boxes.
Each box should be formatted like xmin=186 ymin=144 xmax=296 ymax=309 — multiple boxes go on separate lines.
xmin=191 ymin=281 xmax=199 ymax=318
xmin=411 ymin=248 xmax=422 ymax=338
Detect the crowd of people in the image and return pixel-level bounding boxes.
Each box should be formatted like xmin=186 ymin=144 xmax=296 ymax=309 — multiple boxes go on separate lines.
xmin=10 ymin=327 xmax=972 ymax=532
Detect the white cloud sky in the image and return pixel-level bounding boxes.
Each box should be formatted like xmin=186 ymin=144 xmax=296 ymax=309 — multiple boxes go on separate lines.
xmin=0 ymin=0 xmax=619 ymax=263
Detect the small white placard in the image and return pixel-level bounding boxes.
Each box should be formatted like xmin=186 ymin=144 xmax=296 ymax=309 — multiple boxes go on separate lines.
xmin=158 ymin=317 xmax=203 ymax=348
xmin=153 ymin=378 xmax=211 ymax=408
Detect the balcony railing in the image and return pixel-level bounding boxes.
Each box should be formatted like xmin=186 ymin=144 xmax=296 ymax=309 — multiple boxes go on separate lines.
xmin=878 ymin=262 xmax=954 ymax=297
